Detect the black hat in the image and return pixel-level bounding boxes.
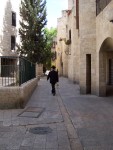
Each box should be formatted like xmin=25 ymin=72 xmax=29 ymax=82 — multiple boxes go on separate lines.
xmin=51 ymin=65 xmax=56 ymax=69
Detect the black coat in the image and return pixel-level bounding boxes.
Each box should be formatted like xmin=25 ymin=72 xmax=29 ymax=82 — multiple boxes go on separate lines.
xmin=47 ymin=70 xmax=59 ymax=84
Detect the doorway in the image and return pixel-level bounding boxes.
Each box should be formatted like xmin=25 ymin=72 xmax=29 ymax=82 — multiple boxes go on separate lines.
xmin=109 ymin=59 xmax=113 ymax=85
xmin=107 ymin=59 xmax=113 ymax=96
xmin=86 ymin=54 xmax=91 ymax=94
xmin=99 ymin=37 xmax=113 ymax=96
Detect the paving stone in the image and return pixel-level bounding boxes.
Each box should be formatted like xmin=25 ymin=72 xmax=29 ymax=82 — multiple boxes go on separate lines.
xmin=56 ymin=123 xmax=66 ymax=131
xmin=66 ymin=123 xmax=78 ymax=139
xmin=1 ymin=77 xmax=113 ymax=150
xmin=0 ymin=144 xmax=7 ymax=150
xmin=46 ymin=149 xmax=58 ymax=150
xmin=70 ymin=138 xmax=83 ymax=150
xmin=34 ymin=135 xmax=46 ymax=143
xmin=0 ymin=132 xmax=6 ymax=137
xmin=19 ymin=146 xmax=33 ymax=150
xmin=24 ymin=131 xmax=36 ymax=138
xmin=21 ymin=137 xmax=35 ymax=147
xmin=33 ymin=142 xmax=46 ymax=149
xmin=7 ymin=146 xmax=20 ymax=150
xmin=3 ymin=110 xmax=12 ymax=120
xmin=58 ymin=146 xmax=71 ymax=150
xmin=46 ymin=141 xmax=58 ymax=149
xmin=58 ymin=133 xmax=70 ymax=147
xmin=0 ymin=126 xmax=12 ymax=132
xmin=19 ymin=111 xmax=40 ymax=118
xmin=0 ymin=111 xmax=4 ymax=121
xmin=33 ymin=149 xmax=46 ymax=150
xmin=12 ymin=119 xmax=20 ymax=126
xmin=84 ymin=146 xmax=113 ymax=150
xmin=25 ymin=107 xmax=45 ymax=112
xmin=8 ymin=136 xmax=24 ymax=149
xmin=47 ymin=130 xmax=57 ymax=137
xmin=2 ymin=132 xmax=12 ymax=138
xmin=0 ymin=121 xmax=3 ymax=126
xmin=3 ymin=119 xmax=11 ymax=126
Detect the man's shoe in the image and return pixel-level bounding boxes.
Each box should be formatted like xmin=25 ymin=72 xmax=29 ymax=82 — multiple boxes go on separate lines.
xmin=53 ymin=93 xmax=55 ymax=96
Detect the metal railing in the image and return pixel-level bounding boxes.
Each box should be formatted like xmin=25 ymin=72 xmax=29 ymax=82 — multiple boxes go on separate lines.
xmin=0 ymin=56 xmax=36 ymax=87
xmin=19 ymin=57 xmax=36 ymax=86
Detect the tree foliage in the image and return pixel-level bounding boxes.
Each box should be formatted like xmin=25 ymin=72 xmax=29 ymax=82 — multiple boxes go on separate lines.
xmin=19 ymin=0 xmax=47 ymax=63
xmin=44 ymin=27 xmax=57 ymax=69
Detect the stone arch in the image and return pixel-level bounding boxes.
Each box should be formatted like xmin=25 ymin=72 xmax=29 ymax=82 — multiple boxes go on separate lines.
xmin=99 ymin=37 xmax=113 ymax=96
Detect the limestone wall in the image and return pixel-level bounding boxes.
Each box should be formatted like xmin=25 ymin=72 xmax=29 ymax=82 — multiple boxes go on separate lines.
xmin=0 ymin=0 xmax=21 ymax=56
xmin=0 ymin=78 xmax=38 ymax=109
xmin=67 ymin=6 xmax=80 ymax=83
xmin=96 ymin=1 xmax=113 ymax=53
xmin=56 ymin=10 xmax=68 ymax=76
xmin=67 ymin=12 xmax=74 ymax=81
xmin=62 ymin=44 xmax=68 ymax=77
xmin=68 ymin=0 xmax=73 ymax=10
xmin=96 ymin=0 xmax=113 ymax=96
xmin=79 ymin=0 xmax=96 ymax=94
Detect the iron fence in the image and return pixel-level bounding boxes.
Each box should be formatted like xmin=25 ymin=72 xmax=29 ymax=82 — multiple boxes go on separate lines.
xmin=0 ymin=56 xmax=36 ymax=87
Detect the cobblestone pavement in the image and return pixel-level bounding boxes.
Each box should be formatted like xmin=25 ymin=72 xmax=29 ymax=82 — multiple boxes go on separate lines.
xmin=0 ymin=77 xmax=113 ymax=150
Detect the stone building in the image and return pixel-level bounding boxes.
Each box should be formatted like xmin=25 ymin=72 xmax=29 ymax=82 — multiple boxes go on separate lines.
xmin=79 ymin=0 xmax=113 ymax=96
xmin=56 ymin=0 xmax=113 ymax=96
xmin=0 ymin=0 xmax=21 ymax=56
xmin=56 ymin=10 xmax=68 ymax=76
xmin=0 ymin=0 xmax=21 ymax=76
xmin=51 ymin=37 xmax=57 ymax=67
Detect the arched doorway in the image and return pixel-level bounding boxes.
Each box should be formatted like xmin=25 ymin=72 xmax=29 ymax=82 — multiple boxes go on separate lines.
xmin=99 ymin=37 xmax=113 ymax=96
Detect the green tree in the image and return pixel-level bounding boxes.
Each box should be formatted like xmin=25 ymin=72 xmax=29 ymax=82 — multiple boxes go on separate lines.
xmin=44 ymin=27 xmax=57 ymax=69
xmin=19 ymin=0 xmax=47 ymax=63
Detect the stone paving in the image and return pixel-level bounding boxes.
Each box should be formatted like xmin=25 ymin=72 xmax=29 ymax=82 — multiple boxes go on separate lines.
xmin=0 ymin=77 xmax=113 ymax=149
xmin=59 ymin=78 xmax=113 ymax=150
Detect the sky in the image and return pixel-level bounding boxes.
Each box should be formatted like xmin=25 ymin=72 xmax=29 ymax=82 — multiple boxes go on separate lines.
xmin=46 ymin=0 xmax=68 ymax=29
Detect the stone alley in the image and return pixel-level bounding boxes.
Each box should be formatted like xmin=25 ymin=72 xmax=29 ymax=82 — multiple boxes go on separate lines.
xmin=0 ymin=77 xmax=113 ymax=150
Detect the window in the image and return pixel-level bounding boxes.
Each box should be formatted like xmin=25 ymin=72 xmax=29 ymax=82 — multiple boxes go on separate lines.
xmin=69 ymin=30 xmax=71 ymax=40
xmin=11 ymin=36 xmax=16 ymax=50
xmin=12 ymin=12 xmax=16 ymax=26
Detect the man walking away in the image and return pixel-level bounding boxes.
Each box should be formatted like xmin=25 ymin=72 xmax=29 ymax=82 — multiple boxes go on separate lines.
xmin=47 ymin=66 xmax=59 ymax=96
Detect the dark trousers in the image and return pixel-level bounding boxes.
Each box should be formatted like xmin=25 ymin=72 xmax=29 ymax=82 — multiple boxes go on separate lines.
xmin=51 ymin=83 xmax=56 ymax=94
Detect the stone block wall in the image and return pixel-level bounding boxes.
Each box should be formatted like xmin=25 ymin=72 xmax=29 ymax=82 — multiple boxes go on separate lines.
xmin=0 ymin=0 xmax=20 ymax=56
xmin=67 ymin=6 xmax=80 ymax=83
xmin=67 ymin=12 xmax=74 ymax=81
xmin=57 ymin=0 xmax=113 ymax=96
xmin=0 ymin=78 xmax=38 ymax=109
xmin=79 ymin=0 xmax=96 ymax=94
xmin=96 ymin=0 xmax=113 ymax=96
xmin=56 ymin=10 xmax=68 ymax=76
